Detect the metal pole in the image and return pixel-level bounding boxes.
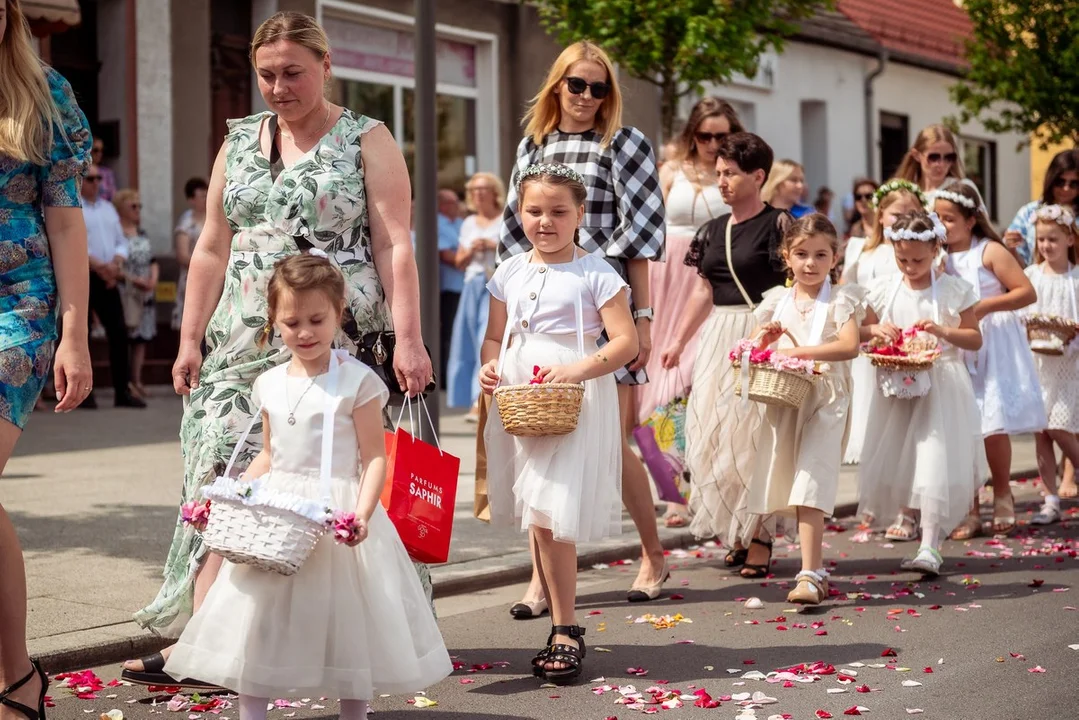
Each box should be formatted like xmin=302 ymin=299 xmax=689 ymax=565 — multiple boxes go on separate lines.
xmin=414 ymin=0 xmax=440 ymax=441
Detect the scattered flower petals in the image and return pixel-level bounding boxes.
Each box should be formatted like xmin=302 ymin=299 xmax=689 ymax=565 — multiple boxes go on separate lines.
xmin=411 ymin=696 xmax=437 ymax=708
xmin=902 ymin=680 xmax=922 ymax=687
xmin=815 ymin=711 xmax=834 ymax=719
xmin=745 ymin=597 xmax=765 ymax=609
xmin=1029 ymin=666 xmax=1047 ymax=673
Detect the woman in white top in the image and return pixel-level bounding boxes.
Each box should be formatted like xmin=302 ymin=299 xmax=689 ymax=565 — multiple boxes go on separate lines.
xmin=447 ymin=172 xmax=505 ymax=415
xmin=637 ymin=97 xmax=736 ymax=527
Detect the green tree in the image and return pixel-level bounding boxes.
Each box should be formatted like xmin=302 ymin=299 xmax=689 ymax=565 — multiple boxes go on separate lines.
xmin=531 ymin=0 xmax=831 ymax=137
xmin=951 ymin=0 xmax=1079 ymax=148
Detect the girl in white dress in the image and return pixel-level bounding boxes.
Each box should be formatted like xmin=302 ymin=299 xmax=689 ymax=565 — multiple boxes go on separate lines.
xmin=748 ymin=215 xmax=865 ymax=605
xmin=935 ymin=179 xmax=1044 ymax=538
xmin=858 ymin=211 xmax=986 ymax=575
xmin=481 ymin=164 xmax=638 ymax=685
xmin=841 ymin=180 xmax=926 ymax=467
xmin=1024 ymin=205 xmax=1079 ymax=522
xmin=165 ymin=253 xmax=452 ymax=719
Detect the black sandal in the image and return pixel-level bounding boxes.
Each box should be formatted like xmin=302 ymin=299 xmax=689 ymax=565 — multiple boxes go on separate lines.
xmin=0 ymin=659 xmax=47 ymax=720
xmin=724 ymin=546 xmax=748 ymax=567
xmin=542 ymin=625 xmax=586 ymax=685
xmin=120 ymin=653 xmax=223 ymax=691
xmin=531 ymin=628 xmax=556 ymax=677
xmin=738 ymin=538 xmax=774 ymax=579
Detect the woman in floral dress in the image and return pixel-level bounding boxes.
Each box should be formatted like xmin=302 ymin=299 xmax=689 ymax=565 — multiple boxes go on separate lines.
xmin=124 ymin=12 xmax=432 ymax=686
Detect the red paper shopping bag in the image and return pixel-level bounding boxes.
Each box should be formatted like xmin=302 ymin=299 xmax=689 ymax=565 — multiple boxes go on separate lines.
xmin=380 ymin=427 xmax=460 ymax=564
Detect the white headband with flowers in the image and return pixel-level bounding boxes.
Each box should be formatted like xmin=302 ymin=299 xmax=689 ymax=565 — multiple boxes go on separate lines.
xmin=884 ymin=211 xmax=948 ymax=243
xmin=1035 ymin=203 xmax=1078 ymax=230
xmin=873 ymin=179 xmax=926 ymax=209
xmin=930 ymin=179 xmax=989 ymax=216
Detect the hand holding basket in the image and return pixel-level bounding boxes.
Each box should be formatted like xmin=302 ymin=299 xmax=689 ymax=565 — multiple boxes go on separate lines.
xmin=730 ymin=329 xmax=821 ymax=409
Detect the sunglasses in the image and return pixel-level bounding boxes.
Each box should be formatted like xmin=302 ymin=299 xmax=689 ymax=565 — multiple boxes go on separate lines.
xmin=564 ymin=76 xmax=611 ymax=100
xmin=855 ymin=192 xmax=875 ymax=202
xmin=466 ymin=186 xmax=492 ymax=193
xmin=694 ymin=132 xmax=728 ymax=144
xmin=926 ymin=152 xmax=958 ymax=164
xmin=1053 ymin=178 xmax=1079 ymax=190
xmin=130 ymin=203 xmax=142 ymax=209
xmin=84 ymin=176 xmax=102 ymax=183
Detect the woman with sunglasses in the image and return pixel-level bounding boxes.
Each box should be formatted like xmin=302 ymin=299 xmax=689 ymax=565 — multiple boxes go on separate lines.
xmin=1004 ymin=148 xmax=1079 ymax=499
xmin=895 ymin=124 xmax=966 ymax=195
xmin=498 ymin=41 xmax=668 ymax=615
xmin=637 ymin=97 xmax=742 ymax=528
xmin=1005 ymin=149 xmax=1079 ymax=266
xmin=846 ymin=178 xmax=880 ymax=242
xmin=0 ymin=2 xmax=94 ymax=718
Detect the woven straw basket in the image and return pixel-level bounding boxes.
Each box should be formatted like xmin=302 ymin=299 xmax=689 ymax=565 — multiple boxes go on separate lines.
xmin=202 ymin=498 xmax=325 ymax=576
xmin=732 ymin=330 xmax=816 ymax=409
xmin=863 ymin=333 xmax=940 ymax=371
xmin=493 ymin=382 xmax=585 ymax=437
xmin=1026 ymin=316 xmax=1078 ymax=356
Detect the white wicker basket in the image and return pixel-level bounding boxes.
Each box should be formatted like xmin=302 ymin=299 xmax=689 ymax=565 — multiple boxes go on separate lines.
xmin=201 ymin=497 xmax=326 ymax=576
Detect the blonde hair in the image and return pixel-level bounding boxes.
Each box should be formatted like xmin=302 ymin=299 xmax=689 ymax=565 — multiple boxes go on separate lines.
xmin=523 ymin=41 xmax=623 ymax=148
xmin=1033 ymin=216 xmax=1079 ymax=265
xmin=932 ymin=178 xmax=1001 ymax=243
xmin=250 ymin=11 xmax=329 ymax=65
xmin=895 ymin=124 xmax=966 ymax=190
xmin=112 ymin=188 xmax=140 ymax=218
xmin=464 ymin=172 xmax=506 ymax=213
xmin=866 ymin=186 xmax=924 ymax=252
xmin=0 ymin=0 xmax=65 ymax=164
xmin=761 ymin=159 xmax=803 ymax=205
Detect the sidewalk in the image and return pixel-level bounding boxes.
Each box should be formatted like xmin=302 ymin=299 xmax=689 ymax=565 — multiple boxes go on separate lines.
xmin=7 ymin=389 xmax=1038 ymax=671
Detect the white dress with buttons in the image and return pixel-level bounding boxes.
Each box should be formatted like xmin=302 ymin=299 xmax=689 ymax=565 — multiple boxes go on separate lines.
xmin=483 ymin=252 xmax=626 ymax=543
xmin=946 ymin=238 xmax=1046 ymax=436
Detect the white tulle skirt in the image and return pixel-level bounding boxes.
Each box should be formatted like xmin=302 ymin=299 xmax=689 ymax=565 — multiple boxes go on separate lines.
xmin=857 ymin=353 xmax=988 ymax=531
xmin=843 ymin=355 xmax=875 ymax=463
xmin=967 ymin=311 xmax=1047 ymax=436
xmin=164 ymin=472 xmax=452 ymax=699
xmin=484 ymin=332 xmax=623 ymax=544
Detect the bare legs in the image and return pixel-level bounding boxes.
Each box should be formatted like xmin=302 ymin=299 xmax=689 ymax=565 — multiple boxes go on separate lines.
xmin=0 ymin=419 xmax=44 ymax=720
xmin=515 ymin=385 xmax=666 ymax=606
xmin=984 ymin=434 xmax=1015 ymax=533
xmin=130 ymin=342 xmax=147 ymax=396
xmin=531 ymin=528 xmax=578 ymax=670
xmin=796 ymin=507 xmax=824 ymax=572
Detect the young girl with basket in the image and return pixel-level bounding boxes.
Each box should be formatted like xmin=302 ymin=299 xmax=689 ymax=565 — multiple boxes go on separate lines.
xmin=841 ymin=179 xmax=926 ymax=467
xmin=1024 ymin=205 xmax=1079 ymax=520
xmin=934 ymin=179 xmax=1044 ymax=538
xmin=746 ymin=215 xmax=866 ymax=605
xmin=164 ymin=252 xmax=451 ymax=719
xmin=481 ymin=163 xmax=638 ymax=685
xmin=857 ymin=211 xmax=986 ymax=575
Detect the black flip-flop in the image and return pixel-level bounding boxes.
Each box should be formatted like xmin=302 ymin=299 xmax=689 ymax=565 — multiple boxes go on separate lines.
xmin=120 ymin=653 xmax=224 ymax=691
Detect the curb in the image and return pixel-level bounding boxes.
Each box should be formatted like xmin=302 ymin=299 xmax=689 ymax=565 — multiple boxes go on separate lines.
xmin=33 ymin=466 xmax=1038 ymax=674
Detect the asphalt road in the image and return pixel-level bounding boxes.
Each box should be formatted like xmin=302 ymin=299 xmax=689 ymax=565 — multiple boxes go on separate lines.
xmin=42 ymin=493 xmax=1078 ymax=720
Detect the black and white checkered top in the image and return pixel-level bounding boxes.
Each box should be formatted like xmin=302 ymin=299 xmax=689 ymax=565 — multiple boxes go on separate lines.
xmin=497 ymin=126 xmax=666 ymax=386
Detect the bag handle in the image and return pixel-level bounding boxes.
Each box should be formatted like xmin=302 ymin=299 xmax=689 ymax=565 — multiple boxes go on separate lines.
xmin=724 ymin=218 xmax=755 ymax=310
xmin=393 ymin=393 xmax=445 ymax=456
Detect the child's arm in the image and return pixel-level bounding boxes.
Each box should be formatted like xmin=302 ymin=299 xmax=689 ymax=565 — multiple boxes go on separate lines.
xmin=916 ymin=308 xmax=983 ymax=351
xmin=539 ymin=292 xmax=638 ymax=384
xmin=974 ymin=242 xmax=1037 ymax=317
xmin=860 ymin=306 xmax=901 ymax=344
xmin=239 ymin=409 xmax=272 ymax=480
xmin=478 ymin=296 xmax=508 ymax=394
xmin=348 ymin=398 xmax=389 ymax=545
xmin=786 ymin=317 xmax=860 ymax=362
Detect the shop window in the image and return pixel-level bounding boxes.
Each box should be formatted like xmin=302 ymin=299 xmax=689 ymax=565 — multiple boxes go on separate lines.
xmin=959 ymin=136 xmax=998 ymax=221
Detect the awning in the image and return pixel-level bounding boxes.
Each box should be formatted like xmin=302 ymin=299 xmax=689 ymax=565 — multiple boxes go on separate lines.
xmin=21 ymin=0 xmax=82 ymax=37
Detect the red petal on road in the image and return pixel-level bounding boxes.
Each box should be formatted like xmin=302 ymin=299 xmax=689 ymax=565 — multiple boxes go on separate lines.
xmin=923 ymin=667 xmax=933 ymax=673
xmin=1029 ymin=579 xmax=1045 ymax=588
xmin=815 ymin=711 xmax=834 ymax=719
xmin=881 ymin=648 xmax=898 ymax=657
xmin=844 ymin=707 xmax=863 ymax=715
xmin=856 ymin=684 xmax=871 ymax=693
xmin=670 ymin=594 xmax=685 ymax=600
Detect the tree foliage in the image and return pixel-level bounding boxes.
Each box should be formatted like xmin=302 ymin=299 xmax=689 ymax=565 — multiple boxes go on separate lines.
xmin=951 ymin=0 xmax=1079 ymax=149
xmin=531 ymin=0 xmax=831 ymax=138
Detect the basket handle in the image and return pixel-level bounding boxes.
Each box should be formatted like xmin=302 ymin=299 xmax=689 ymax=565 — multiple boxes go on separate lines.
xmin=752 ymin=326 xmax=799 ymax=348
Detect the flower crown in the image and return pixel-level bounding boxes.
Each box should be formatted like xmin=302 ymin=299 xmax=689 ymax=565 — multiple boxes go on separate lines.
xmin=930 ymin=179 xmax=988 ymax=216
xmin=515 ymin=163 xmax=585 ymax=192
xmin=873 ymin=179 xmax=926 ymax=209
xmin=1035 ymin=203 xmax=1078 ymax=230
xmin=884 ymin=211 xmax=948 ymax=243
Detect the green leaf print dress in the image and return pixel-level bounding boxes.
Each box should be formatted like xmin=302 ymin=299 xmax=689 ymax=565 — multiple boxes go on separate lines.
xmin=135 ymin=110 xmax=433 ymax=637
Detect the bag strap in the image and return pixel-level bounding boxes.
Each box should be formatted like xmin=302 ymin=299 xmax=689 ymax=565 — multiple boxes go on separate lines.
xmin=222 ymin=408 xmax=261 ymax=479
xmin=724 ymin=218 xmax=755 ymax=310
xmin=393 ymin=394 xmax=446 ymax=455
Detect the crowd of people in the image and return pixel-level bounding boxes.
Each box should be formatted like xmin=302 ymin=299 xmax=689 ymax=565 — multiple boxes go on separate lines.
xmin=2 ymin=2 xmax=1078 ymax=719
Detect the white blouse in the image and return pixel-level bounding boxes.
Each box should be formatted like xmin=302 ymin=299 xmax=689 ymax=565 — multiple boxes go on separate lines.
xmin=459 ymin=214 xmax=500 ymax=282
xmin=487 ymin=252 xmax=628 ymax=336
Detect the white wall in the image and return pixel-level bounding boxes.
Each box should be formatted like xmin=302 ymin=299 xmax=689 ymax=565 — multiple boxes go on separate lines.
xmin=96 ymin=0 xmax=129 ymax=186
xmin=872 ymin=61 xmax=1030 ymax=225
xmin=136 ymin=0 xmax=173 ymax=253
xmin=696 ymin=41 xmax=868 ymax=208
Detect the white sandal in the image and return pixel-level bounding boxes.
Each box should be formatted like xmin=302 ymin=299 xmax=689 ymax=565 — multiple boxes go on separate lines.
xmin=884 ymin=513 xmax=920 ymax=542
xmin=900 ymin=547 xmax=943 ymax=576
xmin=1030 ymin=501 xmax=1061 ymax=526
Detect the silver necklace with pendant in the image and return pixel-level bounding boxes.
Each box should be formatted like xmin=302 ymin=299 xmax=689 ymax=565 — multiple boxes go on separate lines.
xmin=284 ymin=362 xmax=325 ymax=425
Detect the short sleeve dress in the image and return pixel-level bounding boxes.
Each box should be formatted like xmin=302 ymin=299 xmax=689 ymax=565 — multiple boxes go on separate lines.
xmin=0 ymin=68 xmax=92 ymax=429
xmin=748 ymin=283 xmax=866 ymax=518
xmin=498 ymin=127 xmax=666 ymax=385
xmin=136 ymin=110 xmax=434 ymax=637
xmin=1024 ymin=263 xmax=1079 ymax=432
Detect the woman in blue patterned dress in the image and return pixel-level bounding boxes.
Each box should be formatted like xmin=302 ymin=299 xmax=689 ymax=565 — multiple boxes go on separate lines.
xmin=122 ymin=12 xmax=434 ymax=688
xmin=0 ymin=1 xmax=94 ymax=717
